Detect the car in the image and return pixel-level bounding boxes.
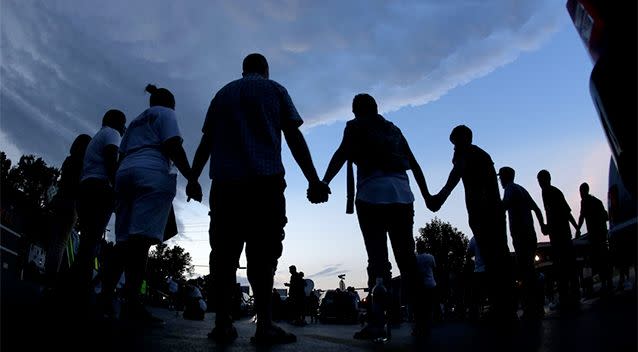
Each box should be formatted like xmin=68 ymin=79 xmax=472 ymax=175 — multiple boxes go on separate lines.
xmin=567 ymin=0 xmax=637 ymax=197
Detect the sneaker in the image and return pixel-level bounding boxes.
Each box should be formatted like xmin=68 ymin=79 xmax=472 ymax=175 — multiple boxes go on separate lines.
xmin=208 ymin=325 xmax=238 ymax=344
xmin=250 ymin=324 xmax=296 ymax=345
xmin=353 ymin=325 xmax=386 ymax=340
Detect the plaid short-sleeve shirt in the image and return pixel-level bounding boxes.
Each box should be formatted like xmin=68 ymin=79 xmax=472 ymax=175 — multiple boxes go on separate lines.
xmin=202 ymin=74 xmax=303 ymax=182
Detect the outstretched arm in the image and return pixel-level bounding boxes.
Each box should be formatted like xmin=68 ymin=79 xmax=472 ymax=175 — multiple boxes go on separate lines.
xmin=429 ymin=165 xmax=461 ymax=211
xmin=322 ymin=144 xmax=347 ymax=185
xmin=185 ymin=134 xmax=211 ymax=202
xmin=162 ymin=136 xmax=192 ymax=180
xmin=190 ymin=134 xmax=211 ymax=184
xmin=531 ymin=199 xmax=547 ymax=234
xmin=405 ymin=139 xmax=431 ymax=203
xmin=283 ymin=126 xmax=330 ymax=204
xmin=283 ymin=126 xmax=320 ymax=184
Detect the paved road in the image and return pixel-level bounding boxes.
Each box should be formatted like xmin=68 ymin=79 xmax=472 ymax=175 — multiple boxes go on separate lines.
xmin=3 ymin=281 xmax=635 ymax=352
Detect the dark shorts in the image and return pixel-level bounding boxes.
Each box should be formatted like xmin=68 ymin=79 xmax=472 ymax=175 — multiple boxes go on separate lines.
xmin=209 ymin=175 xmax=287 ymax=273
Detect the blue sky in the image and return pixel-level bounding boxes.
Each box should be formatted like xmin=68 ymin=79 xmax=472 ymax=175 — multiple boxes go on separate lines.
xmin=1 ymin=1 xmax=610 ymax=291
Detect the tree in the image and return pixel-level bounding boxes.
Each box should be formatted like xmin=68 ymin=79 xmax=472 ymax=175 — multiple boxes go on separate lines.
xmin=1 ymin=152 xmax=60 ymax=244
xmin=416 ymin=217 xmax=469 ymax=317
xmin=5 ymin=154 xmax=60 ymax=209
xmin=147 ymin=243 xmax=194 ymax=290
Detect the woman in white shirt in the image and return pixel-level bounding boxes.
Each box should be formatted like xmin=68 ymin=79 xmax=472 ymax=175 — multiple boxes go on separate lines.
xmin=321 ymin=94 xmax=432 ymax=338
xmin=112 ymin=84 xmax=194 ymax=324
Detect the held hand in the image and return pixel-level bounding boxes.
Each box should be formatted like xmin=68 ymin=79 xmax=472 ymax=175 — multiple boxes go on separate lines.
xmin=307 ymin=180 xmax=331 ymax=204
xmin=540 ymin=223 xmax=548 ymax=236
xmin=186 ymin=180 xmax=203 ymax=202
xmin=426 ymin=194 xmax=442 ymax=212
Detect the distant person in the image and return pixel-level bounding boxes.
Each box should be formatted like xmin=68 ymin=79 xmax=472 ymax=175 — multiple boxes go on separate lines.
xmin=111 ymin=84 xmax=194 ymax=325
xmin=576 ymin=182 xmax=613 ymax=294
xmin=321 ymin=93 xmax=432 ymax=338
xmin=308 ymin=291 xmax=320 ymax=324
xmin=44 ymin=134 xmax=91 ymax=286
xmin=271 ymin=289 xmax=283 ymax=321
xmin=285 ymin=265 xmax=306 ymax=326
xmin=415 ymin=241 xmax=437 ymax=334
xmin=186 ymin=53 xmax=328 ymax=345
xmin=498 ymin=166 xmax=545 ymax=319
xmin=74 ymin=109 xmax=126 ymax=297
xmin=466 ymin=236 xmax=486 ymax=321
xmin=183 ymin=281 xmax=207 ymax=321
xmin=537 ymin=169 xmax=580 ymax=310
xmin=427 ymin=125 xmax=514 ymax=322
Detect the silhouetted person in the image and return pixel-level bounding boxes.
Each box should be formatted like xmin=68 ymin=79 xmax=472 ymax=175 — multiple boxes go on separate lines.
xmin=307 ymin=291 xmax=320 ymax=323
xmin=415 ymin=241 xmax=437 ymax=334
xmin=187 ymin=53 xmax=327 ymax=345
xmin=110 ymin=84 xmax=194 ymax=326
xmin=45 ymin=134 xmax=91 ymax=286
xmin=576 ymin=182 xmax=613 ymax=294
xmin=271 ymin=289 xmax=282 ymax=321
xmin=427 ymin=125 xmax=514 ymax=322
xmin=74 ymin=109 xmax=126 ymax=300
xmin=498 ymin=166 xmax=545 ymax=319
xmin=537 ymin=169 xmax=580 ymax=310
xmin=321 ymin=93 xmax=432 ymax=338
xmin=466 ymin=236 xmax=486 ymax=321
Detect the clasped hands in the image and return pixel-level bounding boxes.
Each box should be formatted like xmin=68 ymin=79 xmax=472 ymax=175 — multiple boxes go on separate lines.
xmin=307 ymin=180 xmax=331 ymax=204
xmin=424 ymin=193 xmax=443 ymax=212
xmin=186 ymin=179 xmax=203 ymax=202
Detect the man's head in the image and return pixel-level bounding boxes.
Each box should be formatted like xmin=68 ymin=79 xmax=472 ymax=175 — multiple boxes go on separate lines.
xmin=242 ymin=53 xmax=269 ymax=78
xmin=579 ymin=182 xmax=590 ymax=198
xmin=498 ymin=166 xmax=515 ymax=189
xmin=145 ymin=84 xmax=176 ymax=110
xmin=102 ymin=109 xmax=127 ymax=136
xmin=449 ymin=125 xmax=472 ymax=149
xmin=69 ymin=134 xmax=92 ymax=158
xmin=537 ymin=169 xmax=551 ymax=189
xmin=352 ymin=93 xmax=378 ymax=118
xmin=416 ymin=241 xmax=426 ymax=255
xmin=289 ymin=265 xmax=297 ymax=274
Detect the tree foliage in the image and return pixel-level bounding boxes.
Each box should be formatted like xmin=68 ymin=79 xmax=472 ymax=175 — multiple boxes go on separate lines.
xmin=1 ymin=151 xmax=60 ymax=243
xmin=416 ymin=217 xmax=469 ymax=275
xmin=147 ymin=243 xmax=194 ymax=289
xmin=416 ymin=217 xmax=469 ymax=311
xmin=5 ymin=154 xmax=60 ymax=208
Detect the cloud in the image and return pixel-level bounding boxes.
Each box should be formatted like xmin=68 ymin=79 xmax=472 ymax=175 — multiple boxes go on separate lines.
xmin=307 ymin=264 xmax=348 ymax=279
xmin=2 ymin=0 xmax=561 ymax=166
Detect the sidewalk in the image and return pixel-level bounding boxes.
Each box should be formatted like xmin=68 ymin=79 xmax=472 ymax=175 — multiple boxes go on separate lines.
xmin=2 ymin=278 xmax=636 ymax=352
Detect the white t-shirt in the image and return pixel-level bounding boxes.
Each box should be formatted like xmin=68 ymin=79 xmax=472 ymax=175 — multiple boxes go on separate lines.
xmin=81 ymin=126 xmax=121 ymax=182
xmin=416 ymin=253 xmax=437 ymax=288
xmin=118 ymin=106 xmax=182 ymax=174
xmin=355 ymin=169 xmax=414 ymax=204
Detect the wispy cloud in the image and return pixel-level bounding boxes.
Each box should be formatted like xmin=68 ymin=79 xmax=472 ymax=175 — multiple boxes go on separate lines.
xmin=2 ymin=0 xmax=561 ymax=166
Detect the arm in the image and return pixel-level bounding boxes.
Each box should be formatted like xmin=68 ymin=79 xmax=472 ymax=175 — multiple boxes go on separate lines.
xmin=322 ymin=144 xmax=347 ymax=185
xmin=185 ymin=134 xmax=211 ymax=202
xmin=190 ymin=134 xmax=211 ymax=183
xmin=103 ymin=145 xmax=119 ymax=186
xmin=429 ymin=165 xmax=461 ymax=212
xmin=283 ymin=126 xmax=320 ymax=184
xmin=531 ymin=199 xmax=547 ymax=235
xmin=405 ymin=139 xmax=431 ymax=203
xmin=161 ymin=136 xmax=192 ymax=179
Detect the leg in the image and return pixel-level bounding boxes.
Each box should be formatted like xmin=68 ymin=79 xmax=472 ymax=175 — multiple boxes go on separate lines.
xmin=356 ymin=201 xmax=392 ymax=290
xmin=75 ymin=181 xmax=114 ymax=293
xmin=386 ymin=203 xmax=423 ymax=328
